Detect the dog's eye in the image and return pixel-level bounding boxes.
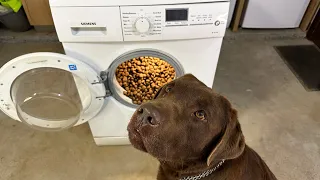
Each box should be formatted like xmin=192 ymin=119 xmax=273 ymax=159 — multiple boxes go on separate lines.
xmin=194 ymin=110 xmax=206 ymax=120
xmin=165 ymin=86 xmax=172 ymax=93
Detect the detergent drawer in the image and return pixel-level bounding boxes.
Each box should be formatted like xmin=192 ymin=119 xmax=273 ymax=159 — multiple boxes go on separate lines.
xmin=50 ymin=7 xmax=123 ymax=42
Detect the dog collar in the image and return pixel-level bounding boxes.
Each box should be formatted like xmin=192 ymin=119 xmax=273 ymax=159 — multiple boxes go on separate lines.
xmin=179 ymin=160 xmax=225 ymax=180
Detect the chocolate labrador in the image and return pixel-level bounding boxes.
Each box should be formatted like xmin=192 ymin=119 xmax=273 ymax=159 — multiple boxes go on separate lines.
xmin=127 ymin=74 xmax=277 ymax=180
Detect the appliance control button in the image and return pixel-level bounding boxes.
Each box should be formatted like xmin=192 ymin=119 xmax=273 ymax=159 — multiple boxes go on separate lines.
xmin=134 ymin=17 xmax=151 ymax=33
xmin=214 ymin=20 xmax=220 ymax=26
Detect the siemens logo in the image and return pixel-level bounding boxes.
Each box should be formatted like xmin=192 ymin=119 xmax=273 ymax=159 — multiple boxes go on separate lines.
xmin=81 ymin=22 xmax=97 ymax=25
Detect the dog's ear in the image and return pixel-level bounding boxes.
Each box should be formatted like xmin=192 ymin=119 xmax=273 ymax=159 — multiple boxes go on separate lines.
xmin=206 ymin=96 xmax=245 ymax=166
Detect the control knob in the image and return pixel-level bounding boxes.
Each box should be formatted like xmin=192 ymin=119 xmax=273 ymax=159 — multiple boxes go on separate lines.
xmin=134 ymin=17 xmax=151 ymax=33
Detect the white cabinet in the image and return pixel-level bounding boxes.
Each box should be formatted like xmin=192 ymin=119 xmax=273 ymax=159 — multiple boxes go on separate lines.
xmin=242 ymin=0 xmax=310 ymax=28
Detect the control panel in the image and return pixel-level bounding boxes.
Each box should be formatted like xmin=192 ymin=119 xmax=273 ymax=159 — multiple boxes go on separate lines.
xmin=121 ymin=10 xmax=163 ymax=38
xmin=120 ymin=2 xmax=229 ymax=41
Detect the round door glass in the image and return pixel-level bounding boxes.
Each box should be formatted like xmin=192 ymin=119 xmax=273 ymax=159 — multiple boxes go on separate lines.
xmin=107 ymin=49 xmax=184 ymax=108
xmin=10 ymin=67 xmax=91 ymax=131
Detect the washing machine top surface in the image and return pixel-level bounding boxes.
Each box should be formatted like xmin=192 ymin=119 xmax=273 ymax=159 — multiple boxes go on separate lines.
xmin=50 ymin=0 xmax=229 ymax=7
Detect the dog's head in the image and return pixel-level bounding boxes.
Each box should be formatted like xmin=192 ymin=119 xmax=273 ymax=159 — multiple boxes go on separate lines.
xmin=127 ymin=74 xmax=245 ymax=166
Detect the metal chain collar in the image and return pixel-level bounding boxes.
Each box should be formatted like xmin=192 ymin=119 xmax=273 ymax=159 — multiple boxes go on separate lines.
xmin=179 ymin=160 xmax=225 ymax=180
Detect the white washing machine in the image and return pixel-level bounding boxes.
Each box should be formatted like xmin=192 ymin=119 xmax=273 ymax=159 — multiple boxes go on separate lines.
xmin=0 ymin=0 xmax=229 ymax=146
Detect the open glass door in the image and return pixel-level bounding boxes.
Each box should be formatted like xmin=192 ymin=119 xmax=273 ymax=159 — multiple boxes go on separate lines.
xmin=0 ymin=53 xmax=106 ymax=131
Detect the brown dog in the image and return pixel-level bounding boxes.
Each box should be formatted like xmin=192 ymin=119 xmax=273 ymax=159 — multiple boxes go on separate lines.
xmin=127 ymin=74 xmax=277 ymax=180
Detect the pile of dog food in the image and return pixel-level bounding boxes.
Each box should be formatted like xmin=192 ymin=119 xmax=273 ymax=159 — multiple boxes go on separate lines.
xmin=116 ymin=56 xmax=175 ymax=105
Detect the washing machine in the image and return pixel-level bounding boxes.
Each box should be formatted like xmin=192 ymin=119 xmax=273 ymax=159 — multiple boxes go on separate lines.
xmin=0 ymin=0 xmax=229 ymax=146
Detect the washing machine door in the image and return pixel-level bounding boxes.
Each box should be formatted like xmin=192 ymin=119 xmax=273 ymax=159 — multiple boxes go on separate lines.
xmin=0 ymin=52 xmax=106 ymax=131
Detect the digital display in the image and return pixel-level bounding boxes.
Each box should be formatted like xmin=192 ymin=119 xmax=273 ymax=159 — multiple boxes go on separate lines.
xmin=166 ymin=9 xmax=188 ymax=22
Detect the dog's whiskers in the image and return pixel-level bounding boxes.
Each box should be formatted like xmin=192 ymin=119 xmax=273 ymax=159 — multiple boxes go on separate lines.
xmin=165 ymin=145 xmax=168 ymax=160
xmin=181 ymin=158 xmax=184 ymax=170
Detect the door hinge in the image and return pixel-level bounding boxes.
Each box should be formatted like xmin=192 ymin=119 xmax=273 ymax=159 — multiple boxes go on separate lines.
xmin=92 ymin=71 xmax=112 ymax=98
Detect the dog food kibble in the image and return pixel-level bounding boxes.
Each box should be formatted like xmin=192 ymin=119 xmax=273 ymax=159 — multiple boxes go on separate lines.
xmin=116 ymin=57 xmax=176 ymax=105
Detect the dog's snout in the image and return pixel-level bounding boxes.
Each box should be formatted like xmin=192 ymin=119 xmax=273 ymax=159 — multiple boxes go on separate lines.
xmin=137 ymin=104 xmax=160 ymax=127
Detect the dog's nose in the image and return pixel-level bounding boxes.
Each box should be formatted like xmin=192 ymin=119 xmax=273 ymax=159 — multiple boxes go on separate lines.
xmin=137 ymin=104 xmax=160 ymax=127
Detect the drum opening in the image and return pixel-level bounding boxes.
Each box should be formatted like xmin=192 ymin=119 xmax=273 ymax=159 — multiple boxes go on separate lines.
xmin=107 ymin=49 xmax=184 ymax=108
